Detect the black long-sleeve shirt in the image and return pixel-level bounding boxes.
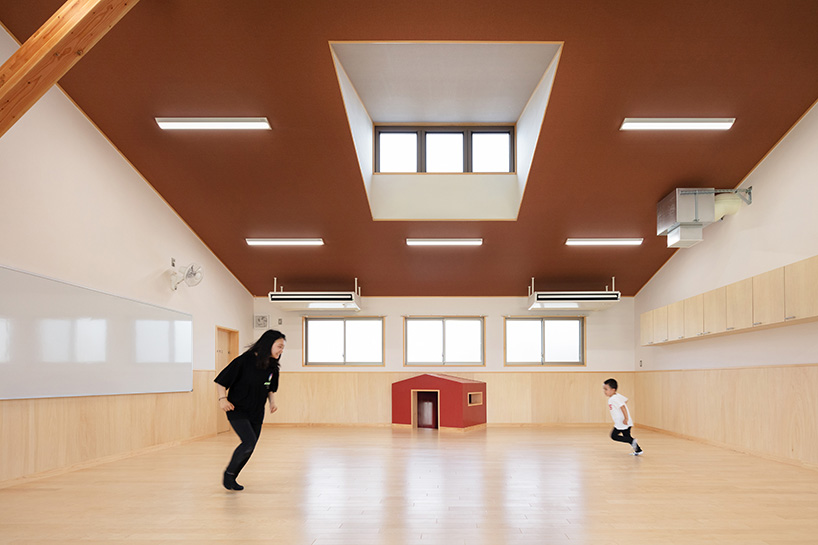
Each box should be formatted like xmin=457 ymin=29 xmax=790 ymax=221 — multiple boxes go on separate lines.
xmin=214 ymin=351 xmax=279 ymax=423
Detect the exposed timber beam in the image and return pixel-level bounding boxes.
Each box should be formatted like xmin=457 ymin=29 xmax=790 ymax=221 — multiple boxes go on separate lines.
xmin=0 ymin=0 xmax=139 ymax=138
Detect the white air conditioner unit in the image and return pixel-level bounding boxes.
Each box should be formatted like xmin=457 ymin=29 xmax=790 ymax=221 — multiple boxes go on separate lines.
xmin=528 ymin=291 xmax=621 ymax=312
xmin=268 ymin=291 xmax=361 ymax=311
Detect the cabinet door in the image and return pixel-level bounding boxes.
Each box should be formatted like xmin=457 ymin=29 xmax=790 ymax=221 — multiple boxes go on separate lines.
xmin=652 ymin=306 xmax=669 ymax=344
xmin=725 ymin=277 xmax=753 ymax=331
xmin=784 ymin=255 xmax=818 ymax=321
xmin=703 ymin=287 xmax=727 ymax=335
xmin=752 ymin=268 xmax=785 ymax=326
xmin=667 ymin=300 xmax=685 ymax=341
xmin=640 ymin=311 xmax=653 ymax=346
xmin=684 ymin=294 xmax=704 ymax=338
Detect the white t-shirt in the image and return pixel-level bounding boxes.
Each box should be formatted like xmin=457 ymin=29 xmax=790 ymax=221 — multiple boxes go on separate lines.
xmin=607 ymin=393 xmax=632 ymax=430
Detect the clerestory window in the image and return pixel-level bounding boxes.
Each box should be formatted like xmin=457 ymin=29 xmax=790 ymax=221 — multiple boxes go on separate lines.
xmin=375 ymin=126 xmax=514 ymax=173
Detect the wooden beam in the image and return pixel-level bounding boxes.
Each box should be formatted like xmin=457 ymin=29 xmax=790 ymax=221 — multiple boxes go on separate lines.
xmin=0 ymin=0 xmax=139 ymax=139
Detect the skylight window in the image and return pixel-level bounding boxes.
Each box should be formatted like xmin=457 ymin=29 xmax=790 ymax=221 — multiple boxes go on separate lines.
xmin=425 ymin=133 xmax=464 ymax=172
xmin=472 ymin=132 xmax=512 ymax=172
xmin=375 ymin=126 xmax=514 ymax=173
xmin=378 ymin=132 xmax=418 ymax=172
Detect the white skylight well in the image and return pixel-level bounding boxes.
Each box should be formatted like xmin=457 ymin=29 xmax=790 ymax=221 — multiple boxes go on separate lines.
xmin=330 ymin=41 xmax=563 ymax=220
xmin=155 ymin=117 xmax=271 ymax=130
xmin=620 ymin=118 xmax=735 ymax=131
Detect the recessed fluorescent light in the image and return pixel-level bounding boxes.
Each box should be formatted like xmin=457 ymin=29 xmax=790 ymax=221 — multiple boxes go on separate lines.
xmin=156 ymin=117 xmax=271 ymax=130
xmin=246 ymin=238 xmax=324 ymax=246
xmin=565 ymin=238 xmax=643 ymax=246
xmin=406 ymin=238 xmax=483 ymax=246
xmin=620 ymin=118 xmax=735 ymax=131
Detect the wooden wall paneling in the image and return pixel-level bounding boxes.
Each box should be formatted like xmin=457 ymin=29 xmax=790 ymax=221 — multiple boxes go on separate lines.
xmin=483 ymin=373 xmax=533 ymax=424
xmin=652 ymin=305 xmax=669 ymax=344
xmin=0 ymin=370 xmax=219 ymax=485
xmin=683 ymin=294 xmax=704 ymax=338
xmin=703 ymin=286 xmax=727 ymax=335
xmin=752 ymin=268 xmax=785 ymax=327
xmin=667 ymin=300 xmax=685 ymax=341
xmin=784 ymin=255 xmax=818 ymax=321
xmin=635 ymin=365 xmax=818 ymax=468
xmin=725 ymin=277 xmax=753 ymax=331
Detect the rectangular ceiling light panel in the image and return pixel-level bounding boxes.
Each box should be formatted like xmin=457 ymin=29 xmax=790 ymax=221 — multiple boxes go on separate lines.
xmin=565 ymin=238 xmax=643 ymax=246
xmin=156 ymin=117 xmax=271 ymax=130
xmin=620 ymin=118 xmax=735 ymax=131
xmin=246 ymin=238 xmax=324 ymax=246
xmin=406 ymin=238 xmax=483 ymax=246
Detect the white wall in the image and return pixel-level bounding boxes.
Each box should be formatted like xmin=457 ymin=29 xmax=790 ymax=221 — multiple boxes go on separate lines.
xmin=635 ymin=100 xmax=818 ymax=370
xmin=0 ymin=27 xmax=253 ymax=371
xmin=254 ymin=295 xmax=635 ymax=372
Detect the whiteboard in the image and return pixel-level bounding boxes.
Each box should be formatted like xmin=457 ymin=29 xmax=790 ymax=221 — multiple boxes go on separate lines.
xmin=0 ymin=265 xmax=193 ymax=400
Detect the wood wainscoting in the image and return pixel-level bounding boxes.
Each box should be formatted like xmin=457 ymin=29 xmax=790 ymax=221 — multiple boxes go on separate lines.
xmin=0 ymin=370 xmax=220 ymax=486
xmin=269 ymin=371 xmax=635 ymax=426
xmin=635 ymin=364 xmax=818 ymax=468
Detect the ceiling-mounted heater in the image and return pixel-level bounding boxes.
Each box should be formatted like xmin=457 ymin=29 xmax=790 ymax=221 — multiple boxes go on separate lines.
xmin=527 ymin=277 xmax=621 ymax=311
xmin=268 ymin=278 xmax=362 ymax=311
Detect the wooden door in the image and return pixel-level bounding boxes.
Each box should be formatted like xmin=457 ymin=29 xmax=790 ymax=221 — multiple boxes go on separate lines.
xmin=785 ymin=255 xmax=818 ymax=321
xmin=215 ymin=327 xmax=239 ymax=434
xmin=667 ymin=300 xmax=685 ymax=341
xmin=703 ymin=287 xmax=727 ymax=335
xmin=640 ymin=311 xmax=653 ymax=346
xmin=752 ymin=268 xmax=785 ymax=327
xmin=726 ymin=278 xmax=753 ymax=331
xmin=416 ymin=391 xmax=438 ymax=429
xmin=652 ymin=306 xmax=668 ymax=344
xmin=684 ymin=294 xmax=704 ymax=338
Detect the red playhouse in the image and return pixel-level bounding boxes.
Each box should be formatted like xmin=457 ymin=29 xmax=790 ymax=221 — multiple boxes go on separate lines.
xmin=391 ymin=373 xmax=487 ymax=430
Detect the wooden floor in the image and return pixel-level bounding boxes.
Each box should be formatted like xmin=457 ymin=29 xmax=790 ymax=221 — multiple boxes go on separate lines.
xmin=1 ymin=426 xmax=817 ymax=545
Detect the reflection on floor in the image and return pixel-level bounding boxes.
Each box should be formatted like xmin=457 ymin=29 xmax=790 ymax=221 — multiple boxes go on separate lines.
xmin=1 ymin=426 xmax=817 ymax=544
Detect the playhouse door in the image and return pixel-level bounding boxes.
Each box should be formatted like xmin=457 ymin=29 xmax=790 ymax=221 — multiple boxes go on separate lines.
xmin=417 ymin=391 xmax=438 ymax=429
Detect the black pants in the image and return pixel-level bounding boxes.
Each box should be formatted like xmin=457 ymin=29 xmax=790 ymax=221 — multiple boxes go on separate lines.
xmin=610 ymin=426 xmax=636 ymax=446
xmin=226 ymin=418 xmax=263 ymax=476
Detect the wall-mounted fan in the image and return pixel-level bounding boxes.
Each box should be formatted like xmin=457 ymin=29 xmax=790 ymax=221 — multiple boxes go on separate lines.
xmin=171 ymin=261 xmax=204 ymax=291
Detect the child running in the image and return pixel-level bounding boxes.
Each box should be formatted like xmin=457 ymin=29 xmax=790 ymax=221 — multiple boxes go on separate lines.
xmin=603 ymin=378 xmax=643 ymax=455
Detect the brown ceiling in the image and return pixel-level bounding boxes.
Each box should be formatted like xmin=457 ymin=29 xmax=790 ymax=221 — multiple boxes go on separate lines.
xmin=2 ymin=1 xmax=818 ymax=297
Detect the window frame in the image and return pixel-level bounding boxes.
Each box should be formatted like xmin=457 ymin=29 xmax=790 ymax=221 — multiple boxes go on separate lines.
xmin=375 ymin=125 xmax=515 ymax=174
xmin=403 ymin=316 xmax=486 ymax=367
xmin=503 ymin=316 xmax=586 ymax=366
xmin=302 ymin=316 xmax=385 ymax=366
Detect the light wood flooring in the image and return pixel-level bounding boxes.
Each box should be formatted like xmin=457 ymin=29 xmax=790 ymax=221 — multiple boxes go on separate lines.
xmin=1 ymin=426 xmax=817 ymax=544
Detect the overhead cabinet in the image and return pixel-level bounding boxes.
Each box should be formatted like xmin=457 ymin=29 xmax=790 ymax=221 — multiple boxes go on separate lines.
xmin=784 ymin=255 xmax=818 ymax=321
xmin=725 ymin=278 xmax=753 ymax=331
xmin=640 ymin=254 xmax=818 ymax=346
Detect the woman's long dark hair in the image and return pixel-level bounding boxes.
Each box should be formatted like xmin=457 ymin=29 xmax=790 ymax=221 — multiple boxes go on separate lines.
xmin=246 ymin=329 xmax=286 ymax=369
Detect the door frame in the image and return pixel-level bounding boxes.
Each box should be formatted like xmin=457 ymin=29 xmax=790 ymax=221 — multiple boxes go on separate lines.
xmin=411 ymin=389 xmax=440 ymax=429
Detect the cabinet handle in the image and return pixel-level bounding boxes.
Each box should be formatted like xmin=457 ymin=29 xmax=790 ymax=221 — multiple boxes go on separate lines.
xmin=753 ymin=322 xmax=762 ymax=326
xmin=663 ymin=338 xmax=668 ymax=342
xmin=785 ymin=316 xmax=796 ymax=320
xmin=678 ymin=336 xmax=684 ymax=339
xmin=726 ymin=327 xmax=734 ymax=331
